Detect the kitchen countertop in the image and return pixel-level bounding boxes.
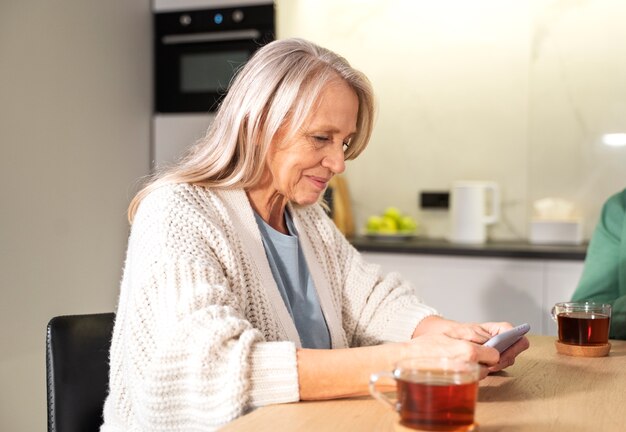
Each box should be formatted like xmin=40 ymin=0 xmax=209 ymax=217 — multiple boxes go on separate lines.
xmin=348 ymin=236 xmax=587 ymax=261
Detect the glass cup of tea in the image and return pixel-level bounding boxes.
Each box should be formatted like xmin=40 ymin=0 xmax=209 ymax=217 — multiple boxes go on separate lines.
xmin=369 ymin=357 xmax=480 ymax=431
xmin=551 ymin=301 xmax=612 ymax=346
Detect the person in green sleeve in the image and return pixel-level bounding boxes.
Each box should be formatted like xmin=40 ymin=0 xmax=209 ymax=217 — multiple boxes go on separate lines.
xmin=571 ymin=189 xmax=626 ymax=339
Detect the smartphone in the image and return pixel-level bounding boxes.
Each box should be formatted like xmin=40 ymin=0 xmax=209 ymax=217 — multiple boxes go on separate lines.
xmin=483 ymin=323 xmax=530 ymax=353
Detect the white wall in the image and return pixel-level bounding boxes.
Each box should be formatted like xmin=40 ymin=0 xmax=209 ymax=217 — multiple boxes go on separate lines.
xmin=0 ymin=1 xmax=151 ymax=430
xmin=276 ymin=0 xmax=626 ymax=241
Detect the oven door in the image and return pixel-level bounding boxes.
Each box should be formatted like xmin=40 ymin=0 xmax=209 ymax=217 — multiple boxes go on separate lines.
xmin=154 ymin=5 xmax=274 ymax=113
xmin=157 ymin=34 xmax=264 ymax=112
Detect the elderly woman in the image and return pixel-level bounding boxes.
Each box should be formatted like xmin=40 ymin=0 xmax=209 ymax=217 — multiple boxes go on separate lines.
xmin=101 ymin=38 xmax=528 ymax=431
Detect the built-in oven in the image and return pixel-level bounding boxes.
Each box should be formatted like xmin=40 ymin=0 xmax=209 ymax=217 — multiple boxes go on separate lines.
xmin=151 ymin=0 xmax=275 ymax=168
xmin=154 ymin=1 xmax=275 ymax=113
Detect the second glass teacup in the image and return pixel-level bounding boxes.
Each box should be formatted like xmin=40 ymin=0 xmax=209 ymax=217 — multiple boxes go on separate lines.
xmin=551 ymin=301 xmax=611 ymax=346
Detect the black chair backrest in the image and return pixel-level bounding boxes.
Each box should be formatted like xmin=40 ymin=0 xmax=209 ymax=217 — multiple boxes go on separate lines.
xmin=46 ymin=313 xmax=115 ymax=432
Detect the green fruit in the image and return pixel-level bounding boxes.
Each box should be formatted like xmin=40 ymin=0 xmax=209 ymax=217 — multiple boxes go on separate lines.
xmin=365 ymin=207 xmax=418 ymax=236
xmin=378 ymin=215 xmax=398 ymax=234
xmin=366 ymin=215 xmax=383 ymax=233
xmin=383 ymin=207 xmax=402 ymax=223
xmin=398 ymin=215 xmax=418 ymax=233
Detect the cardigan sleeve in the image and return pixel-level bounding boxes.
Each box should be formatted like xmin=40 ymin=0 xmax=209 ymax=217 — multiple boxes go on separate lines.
xmin=571 ymin=190 xmax=626 ymax=339
xmin=340 ymin=239 xmax=440 ymax=346
xmin=102 ymin=187 xmax=299 ymax=432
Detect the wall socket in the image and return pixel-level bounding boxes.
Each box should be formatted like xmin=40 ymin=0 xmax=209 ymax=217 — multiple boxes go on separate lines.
xmin=420 ymin=191 xmax=450 ymax=209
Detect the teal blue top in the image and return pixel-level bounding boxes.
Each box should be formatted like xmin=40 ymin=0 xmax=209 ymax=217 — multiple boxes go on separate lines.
xmin=253 ymin=210 xmax=331 ymax=349
xmin=571 ymin=189 xmax=626 ymax=339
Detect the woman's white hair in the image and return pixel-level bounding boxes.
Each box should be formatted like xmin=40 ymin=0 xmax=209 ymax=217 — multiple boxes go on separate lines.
xmin=129 ymin=37 xmax=375 ymax=221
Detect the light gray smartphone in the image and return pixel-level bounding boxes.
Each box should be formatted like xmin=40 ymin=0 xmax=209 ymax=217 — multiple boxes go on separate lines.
xmin=484 ymin=323 xmax=530 ymax=353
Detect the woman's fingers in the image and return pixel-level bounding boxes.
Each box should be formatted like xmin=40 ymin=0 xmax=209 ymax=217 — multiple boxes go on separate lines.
xmin=487 ymin=336 xmax=530 ymax=373
xmin=406 ymin=334 xmax=501 ymax=374
xmin=444 ymin=324 xmax=493 ymax=343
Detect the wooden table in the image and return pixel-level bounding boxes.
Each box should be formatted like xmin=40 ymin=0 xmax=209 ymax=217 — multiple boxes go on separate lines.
xmin=221 ymin=335 xmax=626 ymax=431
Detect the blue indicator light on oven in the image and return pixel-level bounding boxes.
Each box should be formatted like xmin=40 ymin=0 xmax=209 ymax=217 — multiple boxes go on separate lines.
xmin=214 ymin=13 xmax=223 ymax=24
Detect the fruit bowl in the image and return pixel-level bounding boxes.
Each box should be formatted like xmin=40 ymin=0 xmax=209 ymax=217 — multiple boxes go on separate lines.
xmin=364 ymin=207 xmax=419 ymax=240
xmin=365 ymin=232 xmax=417 ymax=241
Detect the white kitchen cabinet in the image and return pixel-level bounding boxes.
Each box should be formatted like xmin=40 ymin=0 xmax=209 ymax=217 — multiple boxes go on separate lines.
xmin=361 ymin=252 xmax=584 ymax=335
xmin=542 ymin=261 xmax=586 ymax=336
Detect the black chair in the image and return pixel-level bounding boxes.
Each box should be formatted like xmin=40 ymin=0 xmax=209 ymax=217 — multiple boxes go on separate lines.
xmin=46 ymin=313 xmax=115 ymax=432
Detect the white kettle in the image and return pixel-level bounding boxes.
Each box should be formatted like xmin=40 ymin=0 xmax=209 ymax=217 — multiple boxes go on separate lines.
xmin=449 ymin=181 xmax=500 ymax=244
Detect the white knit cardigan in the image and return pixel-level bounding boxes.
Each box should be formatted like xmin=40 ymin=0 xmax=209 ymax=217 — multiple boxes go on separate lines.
xmin=101 ymin=183 xmax=438 ymax=431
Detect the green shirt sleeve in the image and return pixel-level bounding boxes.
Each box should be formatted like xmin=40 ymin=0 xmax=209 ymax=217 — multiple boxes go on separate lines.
xmin=571 ymin=189 xmax=626 ymax=339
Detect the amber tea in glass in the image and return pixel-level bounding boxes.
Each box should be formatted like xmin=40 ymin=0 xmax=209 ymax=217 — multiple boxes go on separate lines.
xmin=552 ymin=302 xmax=611 ymax=346
xmin=370 ymin=357 xmax=479 ymax=431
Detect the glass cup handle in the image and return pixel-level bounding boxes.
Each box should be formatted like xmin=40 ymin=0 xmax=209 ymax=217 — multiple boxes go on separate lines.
xmin=551 ymin=305 xmax=558 ymax=322
xmin=369 ymin=371 xmax=398 ymax=412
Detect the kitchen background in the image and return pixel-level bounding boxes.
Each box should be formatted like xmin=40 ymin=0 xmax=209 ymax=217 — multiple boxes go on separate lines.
xmin=1 ymin=0 xmax=625 ymax=430
xmin=280 ymin=0 xmax=626 ymax=240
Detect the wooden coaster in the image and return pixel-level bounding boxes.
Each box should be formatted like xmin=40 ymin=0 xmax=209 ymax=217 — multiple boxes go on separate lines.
xmin=555 ymin=340 xmax=611 ymax=357
xmin=394 ymin=421 xmax=478 ymax=431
